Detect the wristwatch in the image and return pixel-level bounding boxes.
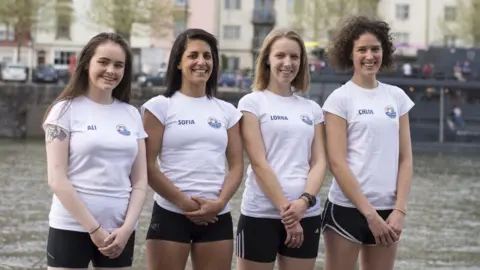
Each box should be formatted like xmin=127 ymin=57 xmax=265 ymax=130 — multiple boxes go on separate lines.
xmin=299 ymin=193 xmax=316 ymax=208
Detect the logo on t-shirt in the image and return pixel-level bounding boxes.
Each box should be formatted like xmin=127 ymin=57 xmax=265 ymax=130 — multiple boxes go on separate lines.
xmin=358 ymin=109 xmax=374 ymax=115
xmin=300 ymin=114 xmax=313 ymax=126
xmin=208 ymin=117 xmax=222 ymax=129
xmin=116 ymin=124 xmax=131 ymax=136
xmin=384 ymin=105 xmax=397 ymax=119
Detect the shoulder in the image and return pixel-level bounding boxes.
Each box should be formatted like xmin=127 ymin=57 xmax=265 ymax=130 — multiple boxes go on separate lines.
xmin=116 ymin=100 xmax=141 ymax=115
xmin=238 ymin=90 xmax=265 ymax=105
xmin=211 ymin=97 xmax=237 ymax=111
xmin=378 ymin=82 xmax=404 ymax=95
xmin=143 ymin=95 xmax=169 ymax=108
xmin=324 ymin=83 xmax=350 ymax=104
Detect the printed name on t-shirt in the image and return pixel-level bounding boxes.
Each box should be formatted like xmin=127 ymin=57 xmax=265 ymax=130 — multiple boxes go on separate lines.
xmin=178 ymin=119 xmax=196 ymax=125
xmin=270 ymin=115 xmax=289 ymax=120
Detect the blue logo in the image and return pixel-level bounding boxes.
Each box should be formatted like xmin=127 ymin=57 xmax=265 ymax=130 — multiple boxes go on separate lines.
xmin=208 ymin=117 xmax=222 ymax=129
xmin=384 ymin=105 xmax=397 ymax=119
xmin=116 ymin=124 xmax=131 ymax=136
xmin=300 ymin=114 xmax=313 ymax=126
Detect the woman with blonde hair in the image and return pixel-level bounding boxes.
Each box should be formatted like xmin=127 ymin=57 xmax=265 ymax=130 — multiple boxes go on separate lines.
xmin=235 ymin=29 xmax=327 ymax=270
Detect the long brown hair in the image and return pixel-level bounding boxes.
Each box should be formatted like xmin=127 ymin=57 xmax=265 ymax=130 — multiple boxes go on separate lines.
xmin=43 ymin=32 xmax=133 ymax=122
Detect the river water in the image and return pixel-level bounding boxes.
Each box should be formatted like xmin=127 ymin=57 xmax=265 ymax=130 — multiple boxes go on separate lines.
xmin=0 ymin=139 xmax=479 ymax=270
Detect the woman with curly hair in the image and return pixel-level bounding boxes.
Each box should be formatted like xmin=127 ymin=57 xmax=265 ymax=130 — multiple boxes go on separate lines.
xmin=320 ymin=16 xmax=414 ymax=270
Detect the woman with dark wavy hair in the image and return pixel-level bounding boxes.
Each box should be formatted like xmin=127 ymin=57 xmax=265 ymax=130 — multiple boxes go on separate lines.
xmin=321 ymin=16 xmax=414 ymax=270
xmin=142 ymin=28 xmax=244 ymax=270
xmin=43 ymin=32 xmax=148 ymax=269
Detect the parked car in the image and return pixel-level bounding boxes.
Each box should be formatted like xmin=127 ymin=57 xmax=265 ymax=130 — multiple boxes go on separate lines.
xmin=33 ymin=64 xmax=59 ymax=83
xmin=1 ymin=63 xmax=28 ymax=82
xmin=139 ymin=71 xmax=165 ymax=87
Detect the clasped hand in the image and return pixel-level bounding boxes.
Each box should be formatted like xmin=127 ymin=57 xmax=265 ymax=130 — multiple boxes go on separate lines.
xmin=183 ymin=196 xmax=225 ymax=226
xmin=91 ymin=226 xmax=133 ymax=259
xmin=280 ymin=199 xmax=309 ymax=229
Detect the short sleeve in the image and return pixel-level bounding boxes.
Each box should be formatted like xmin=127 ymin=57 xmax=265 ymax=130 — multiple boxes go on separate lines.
xmin=309 ymin=100 xmax=325 ymax=125
xmin=131 ymin=107 xmax=148 ymax=139
xmin=225 ymin=102 xmax=242 ymax=129
xmin=237 ymin=93 xmax=259 ymax=118
xmin=141 ymin=95 xmax=168 ymax=124
xmin=396 ymin=87 xmax=415 ymax=116
xmin=42 ymin=100 xmax=71 ymax=132
xmin=322 ymin=89 xmax=347 ymax=120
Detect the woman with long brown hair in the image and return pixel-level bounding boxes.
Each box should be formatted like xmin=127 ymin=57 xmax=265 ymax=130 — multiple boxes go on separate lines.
xmin=43 ymin=32 xmax=148 ymax=269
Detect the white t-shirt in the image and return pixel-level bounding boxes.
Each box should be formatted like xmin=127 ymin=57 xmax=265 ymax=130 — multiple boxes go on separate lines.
xmin=141 ymin=91 xmax=242 ymax=215
xmin=238 ymin=90 xmax=325 ymax=219
xmin=43 ymin=95 xmax=148 ymax=232
xmin=322 ymin=81 xmax=415 ymax=209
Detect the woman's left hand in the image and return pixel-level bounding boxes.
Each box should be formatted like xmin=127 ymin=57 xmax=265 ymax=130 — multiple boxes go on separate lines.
xmin=386 ymin=209 xmax=405 ymax=237
xmin=281 ymin=199 xmax=309 ymax=229
xmin=184 ymin=197 xmax=225 ymax=222
xmin=98 ymin=226 xmax=133 ymax=258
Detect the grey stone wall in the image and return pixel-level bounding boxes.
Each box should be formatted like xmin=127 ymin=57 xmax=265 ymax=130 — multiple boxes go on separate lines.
xmin=0 ymin=84 xmax=248 ymax=138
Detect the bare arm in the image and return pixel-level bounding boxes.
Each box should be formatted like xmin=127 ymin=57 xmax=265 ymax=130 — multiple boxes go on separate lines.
xmin=217 ymin=122 xmax=244 ymax=206
xmin=325 ymin=113 xmax=377 ymax=218
xmin=143 ymin=109 xmax=191 ymax=209
xmin=304 ymin=123 xmax=327 ymax=196
xmin=45 ymin=124 xmax=100 ymax=233
xmin=241 ymin=112 xmax=289 ymax=210
xmin=395 ymin=114 xmax=413 ymax=212
xmin=122 ymin=139 xmax=148 ymax=231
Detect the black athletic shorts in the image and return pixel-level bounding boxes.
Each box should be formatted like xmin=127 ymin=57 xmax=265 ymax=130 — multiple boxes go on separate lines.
xmin=46 ymin=227 xmax=135 ymax=268
xmin=320 ymin=199 xmax=393 ymax=245
xmin=146 ymin=202 xmax=234 ymax=243
xmin=235 ymin=214 xmax=322 ymax=263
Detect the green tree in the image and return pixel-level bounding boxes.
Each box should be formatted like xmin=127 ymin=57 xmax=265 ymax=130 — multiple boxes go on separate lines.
xmin=292 ymin=0 xmax=381 ymax=42
xmin=438 ymin=0 xmax=480 ymax=46
xmin=89 ymin=0 xmax=174 ymax=43
xmin=0 ymin=0 xmax=60 ymax=63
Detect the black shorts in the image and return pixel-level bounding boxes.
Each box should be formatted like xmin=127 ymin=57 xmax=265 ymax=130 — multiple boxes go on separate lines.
xmin=46 ymin=227 xmax=135 ymax=268
xmin=235 ymin=214 xmax=322 ymax=263
xmin=320 ymin=199 xmax=393 ymax=245
xmin=146 ymin=202 xmax=234 ymax=243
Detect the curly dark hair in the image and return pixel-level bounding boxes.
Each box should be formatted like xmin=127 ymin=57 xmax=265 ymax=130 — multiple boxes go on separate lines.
xmin=327 ymin=16 xmax=395 ymax=72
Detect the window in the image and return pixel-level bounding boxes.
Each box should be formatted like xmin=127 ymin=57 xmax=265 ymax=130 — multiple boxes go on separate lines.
xmin=54 ymin=51 xmax=76 ymax=65
xmin=255 ymin=0 xmax=273 ymax=9
xmin=394 ymin=32 xmax=410 ymax=44
xmin=0 ymin=24 xmax=15 ymax=41
xmin=56 ymin=0 xmax=72 ymax=39
xmin=444 ymin=6 xmax=456 ymax=21
xmin=444 ymin=35 xmax=456 ymax=47
xmin=225 ymin=0 xmax=241 ymax=9
xmin=395 ymin=4 xmax=409 ymax=20
xmin=174 ymin=19 xmax=186 ymax=37
xmin=223 ymin=25 xmax=240 ymax=39
xmin=227 ymin=56 xmax=240 ymax=70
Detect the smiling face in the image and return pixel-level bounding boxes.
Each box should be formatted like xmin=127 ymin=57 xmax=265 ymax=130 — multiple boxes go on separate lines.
xmin=352 ymin=32 xmax=383 ymax=77
xmin=87 ymin=41 xmax=125 ymax=93
xmin=178 ymin=39 xmax=213 ymax=86
xmin=268 ymin=37 xmax=301 ymax=86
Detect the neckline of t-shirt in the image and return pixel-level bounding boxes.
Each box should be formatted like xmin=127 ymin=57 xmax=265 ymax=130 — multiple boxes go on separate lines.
xmin=264 ymin=89 xmax=296 ymax=100
xmin=175 ymin=91 xmax=209 ymax=101
xmin=347 ymin=80 xmax=382 ymax=92
xmin=80 ymin=95 xmax=118 ymax=107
